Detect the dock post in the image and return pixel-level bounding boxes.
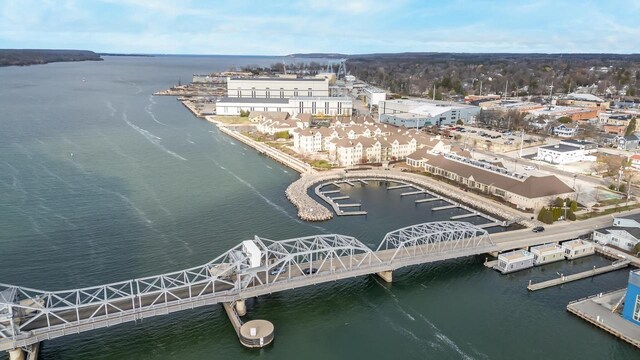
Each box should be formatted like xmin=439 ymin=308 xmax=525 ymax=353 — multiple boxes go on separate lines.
xmin=377 ymin=270 xmax=393 ymax=283
xmin=8 ymin=349 xmax=25 ymax=360
xmin=235 ymin=299 xmax=247 ymax=317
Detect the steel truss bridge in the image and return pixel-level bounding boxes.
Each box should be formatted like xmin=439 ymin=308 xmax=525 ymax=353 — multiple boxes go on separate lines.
xmin=0 ymin=221 xmax=496 ymax=352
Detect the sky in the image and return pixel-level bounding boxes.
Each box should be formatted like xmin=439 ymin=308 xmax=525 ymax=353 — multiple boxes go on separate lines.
xmin=1 ymin=0 xmax=639 ymax=55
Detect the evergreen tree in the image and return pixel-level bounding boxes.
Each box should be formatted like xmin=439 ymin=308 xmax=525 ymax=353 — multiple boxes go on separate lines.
xmin=625 ymin=118 xmax=637 ymax=136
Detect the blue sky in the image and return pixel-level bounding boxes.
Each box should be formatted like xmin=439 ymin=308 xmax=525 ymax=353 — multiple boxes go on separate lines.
xmin=1 ymin=0 xmax=638 ymax=54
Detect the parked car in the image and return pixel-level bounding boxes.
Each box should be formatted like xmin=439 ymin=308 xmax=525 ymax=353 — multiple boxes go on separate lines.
xmin=302 ymin=268 xmax=318 ymax=275
xmin=532 ymin=226 xmax=545 ymax=233
xmin=524 ymin=165 xmax=535 ymax=170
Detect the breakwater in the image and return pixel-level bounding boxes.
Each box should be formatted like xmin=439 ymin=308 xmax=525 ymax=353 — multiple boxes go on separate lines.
xmin=286 ymin=169 xmax=535 ymax=226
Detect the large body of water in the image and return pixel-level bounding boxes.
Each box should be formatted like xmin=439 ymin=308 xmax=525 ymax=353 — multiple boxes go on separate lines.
xmin=0 ymin=56 xmax=636 ymax=359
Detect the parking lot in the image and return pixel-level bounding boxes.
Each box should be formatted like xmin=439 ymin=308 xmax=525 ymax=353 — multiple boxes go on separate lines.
xmin=442 ymin=124 xmax=545 ymax=152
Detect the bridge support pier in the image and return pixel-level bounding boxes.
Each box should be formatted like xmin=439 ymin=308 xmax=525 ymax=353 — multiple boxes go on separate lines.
xmin=8 ymin=348 xmax=25 ymax=360
xmin=235 ymin=299 xmax=247 ymax=317
xmin=376 ymin=270 xmax=393 ymax=283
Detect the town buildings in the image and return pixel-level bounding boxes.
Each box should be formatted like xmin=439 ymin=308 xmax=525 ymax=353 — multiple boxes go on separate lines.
xmin=535 ymin=140 xmax=597 ymax=165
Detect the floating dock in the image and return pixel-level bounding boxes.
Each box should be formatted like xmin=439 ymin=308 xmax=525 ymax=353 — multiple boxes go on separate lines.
xmin=337 ymin=203 xmax=362 ymax=208
xmin=527 ymin=260 xmax=630 ymax=291
xmin=322 ymin=189 xmax=341 ymax=194
xmin=450 ymin=213 xmax=479 ymax=220
xmin=387 ymin=184 xmax=411 ymax=190
xmin=415 ymin=197 xmax=441 ymax=203
xmin=400 ymin=190 xmax=425 ymax=196
xmin=330 ymin=195 xmax=349 ymax=200
xmin=432 ymin=204 xmax=458 ymax=211
xmin=477 ymin=222 xmax=503 ymax=229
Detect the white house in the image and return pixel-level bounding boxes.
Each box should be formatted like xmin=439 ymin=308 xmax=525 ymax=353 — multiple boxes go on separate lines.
xmin=593 ymin=215 xmax=640 ymax=252
xmin=630 ymin=154 xmax=640 ymax=170
xmin=552 ymin=123 xmax=578 ymax=137
xmin=256 ymin=118 xmax=306 ymax=136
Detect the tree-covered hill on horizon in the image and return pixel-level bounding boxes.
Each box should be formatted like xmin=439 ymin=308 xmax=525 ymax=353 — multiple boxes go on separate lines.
xmin=0 ymin=49 xmax=103 ymax=67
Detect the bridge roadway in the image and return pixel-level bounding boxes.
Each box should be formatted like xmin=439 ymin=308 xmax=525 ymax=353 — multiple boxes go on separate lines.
xmin=2 ymin=210 xmax=639 ymax=353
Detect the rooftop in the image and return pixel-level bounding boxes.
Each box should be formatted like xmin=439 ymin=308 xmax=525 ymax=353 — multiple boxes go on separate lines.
xmin=499 ymin=249 xmax=533 ymax=261
xmin=567 ymin=93 xmax=605 ymax=102
xmin=229 ymin=77 xmax=326 ymax=82
xmin=217 ymin=97 xmax=289 ymax=104
xmin=539 ymin=144 xmax=583 ymax=153
xmin=530 ymin=243 xmax=563 ymax=253
xmin=562 ymin=239 xmax=593 ymax=250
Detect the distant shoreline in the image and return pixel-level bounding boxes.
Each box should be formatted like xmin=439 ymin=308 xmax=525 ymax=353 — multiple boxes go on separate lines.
xmin=0 ymin=49 xmax=103 ymax=67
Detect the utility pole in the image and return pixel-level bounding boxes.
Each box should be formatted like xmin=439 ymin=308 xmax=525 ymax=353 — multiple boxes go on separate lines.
xmin=433 ymin=84 xmax=436 ymax=101
xmin=479 ymin=80 xmax=483 ymax=96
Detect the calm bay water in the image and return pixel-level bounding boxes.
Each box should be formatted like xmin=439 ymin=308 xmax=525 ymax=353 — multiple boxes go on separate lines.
xmin=0 ymin=56 xmax=636 ymax=359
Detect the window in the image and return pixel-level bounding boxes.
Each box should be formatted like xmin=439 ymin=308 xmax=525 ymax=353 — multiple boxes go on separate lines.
xmin=265 ymin=87 xmax=270 ymax=98
xmin=312 ymin=102 xmax=316 ymax=114
xmin=338 ymin=102 xmax=342 ymax=114
xmin=308 ymin=88 xmax=312 ymax=96
xmin=633 ymin=295 xmax=640 ymax=321
xmin=294 ymin=88 xmax=299 ymax=96
xmin=325 ymin=102 xmax=329 ymax=114
xmin=299 ymin=102 xmax=303 ymax=114
xmin=251 ymin=87 xmax=256 ymax=98
xmin=280 ymin=88 xmax=284 ymax=98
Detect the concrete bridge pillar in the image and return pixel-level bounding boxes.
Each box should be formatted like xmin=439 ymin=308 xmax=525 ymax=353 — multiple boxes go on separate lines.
xmin=8 ymin=348 xmax=25 ymax=360
xmin=235 ymin=299 xmax=247 ymax=317
xmin=377 ymin=270 xmax=393 ymax=283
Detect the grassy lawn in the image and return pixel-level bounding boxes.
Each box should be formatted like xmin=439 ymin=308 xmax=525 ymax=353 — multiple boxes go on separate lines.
xmin=577 ymin=203 xmax=640 ymax=220
xmin=311 ymin=160 xmax=332 ymax=170
xmin=212 ymin=115 xmax=252 ymax=125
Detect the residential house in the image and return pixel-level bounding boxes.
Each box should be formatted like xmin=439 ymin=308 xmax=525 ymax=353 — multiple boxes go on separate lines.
xmin=616 ymin=135 xmax=640 ymax=151
xmin=552 ymin=123 xmax=578 ymax=137
xmin=592 ymin=215 xmax=640 ymax=252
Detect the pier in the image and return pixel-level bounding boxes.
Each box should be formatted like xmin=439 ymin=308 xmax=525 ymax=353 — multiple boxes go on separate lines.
xmin=400 ymin=190 xmax=425 ymax=196
xmin=330 ymin=196 xmax=350 ymax=200
xmin=567 ymin=289 xmax=640 ymax=348
xmin=314 ymin=184 xmax=367 ymax=217
xmin=527 ymin=260 xmax=630 ymax=291
xmin=450 ymin=213 xmax=480 ymax=220
xmin=432 ymin=204 xmax=458 ymax=211
xmin=415 ymin=197 xmax=440 ymax=203
xmin=387 ymin=184 xmax=411 ymax=190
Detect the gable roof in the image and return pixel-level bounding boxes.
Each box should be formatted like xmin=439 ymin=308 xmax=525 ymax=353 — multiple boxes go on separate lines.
xmin=409 ymin=152 xmax=574 ymax=199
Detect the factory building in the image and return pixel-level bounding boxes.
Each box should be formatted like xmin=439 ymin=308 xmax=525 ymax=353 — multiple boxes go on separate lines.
xmin=379 ymin=99 xmax=480 ymax=128
xmin=226 ymin=77 xmax=329 ymax=98
xmin=216 ymin=97 xmax=352 ymax=117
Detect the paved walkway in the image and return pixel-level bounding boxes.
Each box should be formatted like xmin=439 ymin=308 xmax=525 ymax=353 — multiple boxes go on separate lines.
xmin=567 ymin=290 xmax=640 ymax=348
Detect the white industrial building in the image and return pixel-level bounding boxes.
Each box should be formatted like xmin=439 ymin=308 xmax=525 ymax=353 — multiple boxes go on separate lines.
xmin=216 ymin=97 xmax=352 ymax=116
xmin=378 ymin=99 xmax=480 ymax=128
xmin=363 ymin=87 xmax=386 ymax=107
xmin=535 ymin=143 xmax=597 ymax=164
xmin=226 ymin=77 xmax=329 ymax=98
xmin=218 ymin=76 xmax=351 ymax=116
